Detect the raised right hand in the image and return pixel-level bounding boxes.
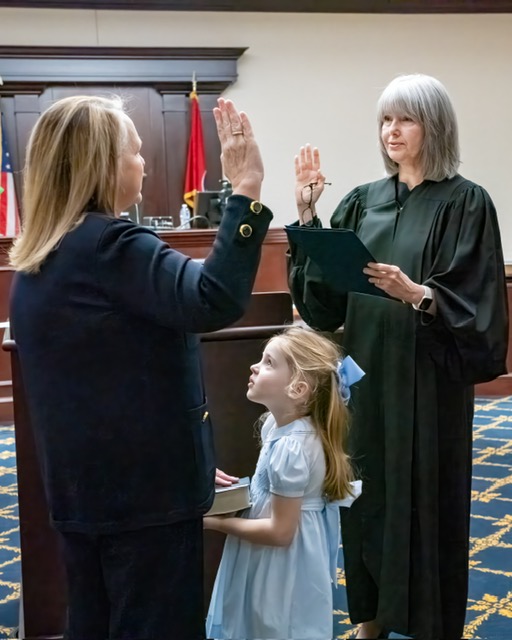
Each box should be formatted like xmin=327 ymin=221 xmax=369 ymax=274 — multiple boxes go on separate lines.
xmin=295 ymin=144 xmax=326 ymax=224
xmin=213 ymin=98 xmax=263 ymax=203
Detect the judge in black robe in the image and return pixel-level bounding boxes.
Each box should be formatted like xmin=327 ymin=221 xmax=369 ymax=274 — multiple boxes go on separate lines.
xmin=288 ymin=74 xmax=508 ymax=640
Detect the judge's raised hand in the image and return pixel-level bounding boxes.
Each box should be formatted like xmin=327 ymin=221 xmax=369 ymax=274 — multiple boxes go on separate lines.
xmin=213 ymin=98 xmax=263 ymax=203
xmin=295 ymin=144 xmax=327 ymax=224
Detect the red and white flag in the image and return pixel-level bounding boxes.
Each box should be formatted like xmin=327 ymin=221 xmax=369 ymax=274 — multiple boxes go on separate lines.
xmin=183 ymin=90 xmax=206 ymax=210
xmin=0 ymin=117 xmax=21 ymax=237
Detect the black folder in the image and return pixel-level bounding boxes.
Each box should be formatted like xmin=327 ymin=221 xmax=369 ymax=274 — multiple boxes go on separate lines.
xmin=285 ymin=225 xmax=388 ymax=298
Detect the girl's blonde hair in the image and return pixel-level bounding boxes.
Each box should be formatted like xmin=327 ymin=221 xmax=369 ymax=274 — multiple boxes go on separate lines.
xmin=9 ymin=95 xmax=129 ymax=273
xmin=269 ymin=326 xmax=353 ymax=501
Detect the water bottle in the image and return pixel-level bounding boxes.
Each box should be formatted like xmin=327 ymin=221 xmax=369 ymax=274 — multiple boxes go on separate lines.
xmin=179 ymin=203 xmax=191 ymax=229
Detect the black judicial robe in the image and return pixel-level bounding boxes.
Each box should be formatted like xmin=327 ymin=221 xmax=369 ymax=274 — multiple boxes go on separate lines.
xmin=288 ymin=175 xmax=508 ymax=639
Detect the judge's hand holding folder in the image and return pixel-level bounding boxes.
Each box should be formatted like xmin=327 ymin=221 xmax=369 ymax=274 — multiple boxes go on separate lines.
xmin=285 ymin=225 xmax=388 ymax=298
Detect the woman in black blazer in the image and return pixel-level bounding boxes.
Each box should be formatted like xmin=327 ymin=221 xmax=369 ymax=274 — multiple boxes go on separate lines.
xmin=9 ymin=95 xmax=272 ymax=640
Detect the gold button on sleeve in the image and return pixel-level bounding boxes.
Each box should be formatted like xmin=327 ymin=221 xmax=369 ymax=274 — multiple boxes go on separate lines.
xmin=239 ymin=224 xmax=253 ymax=238
xmin=249 ymin=201 xmax=263 ymax=214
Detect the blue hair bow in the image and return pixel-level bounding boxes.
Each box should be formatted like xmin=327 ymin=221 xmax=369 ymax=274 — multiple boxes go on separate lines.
xmin=337 ymin=356 xmax=365 ymax=405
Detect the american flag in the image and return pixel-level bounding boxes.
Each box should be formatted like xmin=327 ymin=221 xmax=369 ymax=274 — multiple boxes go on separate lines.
xmin=0 ymin=116 xmax=20 ymax=237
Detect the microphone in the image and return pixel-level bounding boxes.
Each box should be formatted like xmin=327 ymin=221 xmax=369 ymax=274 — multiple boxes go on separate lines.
xmin=176 ymin=215 xmax=211 ymax=230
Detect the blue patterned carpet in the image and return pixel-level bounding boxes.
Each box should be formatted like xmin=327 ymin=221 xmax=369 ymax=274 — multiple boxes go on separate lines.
xmin=0 ymin=424 xmax=20 ymax=638
xmin=0 ymin=398 xmax=511 ymax=637
xmin=334 ymin=396 xmax=512 ymax=639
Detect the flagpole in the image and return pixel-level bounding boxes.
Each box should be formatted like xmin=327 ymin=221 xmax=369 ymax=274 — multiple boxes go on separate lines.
xmin=183 ymin=72 xmax=206 ymax=211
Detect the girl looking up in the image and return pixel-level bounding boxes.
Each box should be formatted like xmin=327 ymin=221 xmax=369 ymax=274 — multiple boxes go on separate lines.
xmin=205 ymin=325 xmax=363 ymax=640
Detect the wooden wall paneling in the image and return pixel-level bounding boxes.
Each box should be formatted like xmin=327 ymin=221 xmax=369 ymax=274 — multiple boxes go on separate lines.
xmin=0 ymin=47 xmax=245 ymax=92
xmin=47 ymin=86 xmax=170 ymax=221
xmin=13 ymin=96 xmax=43 ymax=208
xmin=0 ymin=94 xmax=43 ymax=211
xmin=254 ymin=228 xmax=288 ymax=293
xmin=103 ymin=87 xmax=167 ymax=221
xmin=161 ymin=92 xmax=221 ymax=223
xmin=199 ymin=93 xmax=223 ymax=192
xmin=229 ymin=291 xmax=293 ymax=327
xmin=159 ymin=228 xmax=217 ymax=259
xmin=145 ymin=88 xmax=169 ymax=221
xmin=0 ymin=239 xmax=10 ymax=268
xmin=11 ymin=95 xmax=31 ymax=196
xmin=162 ymin=93 xmax=191 ymax=224
xmin=0 ymin=98 xmax=19 ymax=202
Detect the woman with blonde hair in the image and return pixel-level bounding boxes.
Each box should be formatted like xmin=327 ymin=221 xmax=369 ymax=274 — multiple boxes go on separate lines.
xmin=205 ymin=325 xmax=363 ymax=640
xmin=9 ymin=94 xmax=272 ymax=639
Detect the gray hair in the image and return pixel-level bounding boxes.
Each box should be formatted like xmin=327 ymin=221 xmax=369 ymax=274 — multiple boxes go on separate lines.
xmin=377 ymin=74 xmax=460 ymax=181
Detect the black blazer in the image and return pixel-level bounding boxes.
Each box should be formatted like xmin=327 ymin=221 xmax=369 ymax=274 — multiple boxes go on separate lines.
xmin=10 ymin=195 xmax=272 ymax=534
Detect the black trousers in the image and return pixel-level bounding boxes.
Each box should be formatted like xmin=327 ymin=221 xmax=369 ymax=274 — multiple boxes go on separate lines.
xmin=59 ymin=518 xmax=205 ymax=640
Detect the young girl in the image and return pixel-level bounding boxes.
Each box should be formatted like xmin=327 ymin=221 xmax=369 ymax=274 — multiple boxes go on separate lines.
xmin=204 ymin=325 xmax=363 ymax=640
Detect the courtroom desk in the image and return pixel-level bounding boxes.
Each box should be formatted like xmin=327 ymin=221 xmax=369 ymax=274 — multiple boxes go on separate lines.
xmin=0 ymin=228 xmax=289 ymax=293
xmin=157 ymin=227 xmax=289 ymax=293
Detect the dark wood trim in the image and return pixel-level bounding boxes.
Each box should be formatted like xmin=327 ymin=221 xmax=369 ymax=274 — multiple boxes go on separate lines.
xmin=0 ymin=47 xmax=246 ymax=59
xmin=0 ymin=0 xmax=511 ymax=12
xmin=158 ymin=227 xmax=286 ymax=249
xmin=0 ymin=46 xmax=246 ymax=95
xmin=475 ymin=374 xmax=512 ymax=397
